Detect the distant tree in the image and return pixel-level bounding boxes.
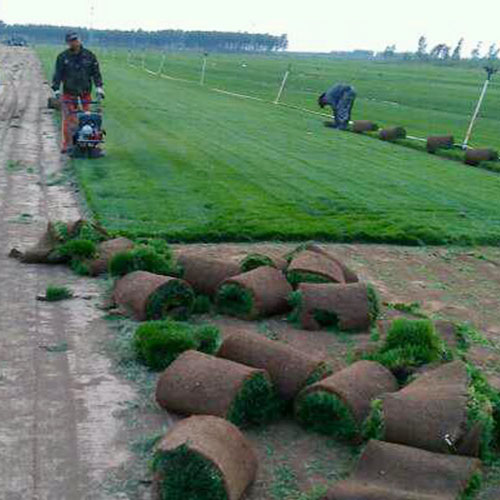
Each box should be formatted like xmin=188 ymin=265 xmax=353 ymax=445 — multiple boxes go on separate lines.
xmin=430 ymin=43 xmax=451 ymax=60
xmin=471 ymin=41 xmax=483 ymax=59
xmin=486 ymin=43 xmax=500 ymax=60
xmin=417 ymin=36 xmax=427 ymax=59
xmin=451 ymin=38 xmax=464 ymax=60
xmin=383 ymin=44 xmax=396 ymax=58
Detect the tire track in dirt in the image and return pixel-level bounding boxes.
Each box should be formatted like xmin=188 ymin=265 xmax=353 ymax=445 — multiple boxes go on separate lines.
xmin=0 ymin=46 xmax=135 ymax=500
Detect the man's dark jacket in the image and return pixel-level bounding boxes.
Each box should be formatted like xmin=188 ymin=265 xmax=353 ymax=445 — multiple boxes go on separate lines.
xmin=52 ymin=47 xmax=103 ymax=95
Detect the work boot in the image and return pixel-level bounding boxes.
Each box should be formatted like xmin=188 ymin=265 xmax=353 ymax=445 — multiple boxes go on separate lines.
xmin=90 ymin=148 xmax=106 ymax=159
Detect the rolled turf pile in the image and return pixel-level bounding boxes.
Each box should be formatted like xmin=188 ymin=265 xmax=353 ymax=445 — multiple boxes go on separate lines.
xmin=287 ymin=250 xmax=346 ymax=287
xmin=88 ymin=237 xmax=134 ymax=276
xmin=363 ymin=318 xmax=449 ymax=381
xmin=294 ymin=282 xmax=379 ymax=331
xmin=218 ymin=331 xmax=332 ymax=400
xmin=426 ymin=135 xmax=454 ymax=153
xmin=177 ymin=253 xmax=242 ymax=296
xmin=295 ymin=360 xmax=398 ymax=441
xmin=324 ymin=439 xmax=482 ymax=500
xmin=379 ymin=126 xmax=407 ymax=141
xmin=134 ymin=320 xmax=222 ymax=370
xmin=113 ymin=270 xmax=194 ymax=321
xmin=152 ymin=415 xmax=257 ymax=500
xmin=364 ymin=360 xmax=492 ymax=457
xmin=352 ymin=120 xmax=378 ymax=133
xmin=155 ymin=350 xmax=277 ymax=426
xmin=216 ymin=266 xmax=293 ymax=320
xmin=465 ymin=148 xmax=498 ymax=166
xmin=239 ymin=252 xmax=288 ymax=273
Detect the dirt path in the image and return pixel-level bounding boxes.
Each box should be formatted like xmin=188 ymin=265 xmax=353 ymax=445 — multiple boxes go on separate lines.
xmin=0 ymin=46 xmax=135 ymax=500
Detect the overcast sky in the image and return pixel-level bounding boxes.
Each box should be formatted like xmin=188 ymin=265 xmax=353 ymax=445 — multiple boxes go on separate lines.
xmin=1 ymin=0 xmax=499 ymax=54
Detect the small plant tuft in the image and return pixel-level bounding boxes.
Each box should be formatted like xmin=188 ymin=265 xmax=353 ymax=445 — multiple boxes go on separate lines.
xmin=45 ymin=285 xmax=73 ymax=302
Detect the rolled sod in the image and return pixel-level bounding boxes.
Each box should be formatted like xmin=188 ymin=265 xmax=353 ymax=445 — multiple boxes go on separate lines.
xmin=295 ymin=361 xmax=398 ymax=441
xmin=216 ymin=266 xmax=293 ymax=320
xmin=297 ymin=282 xmax=378 ymax=331
xmin=302 ymin=243 xmax=359 ymax=283
xmin=426 ymin=135 xmax=454 ymax=153
xmin=378 ymin=126 xmax=406 ymax=141
xmin=218 ymin=331 xmax=332 ymax=400
xmin=152 ymin=415 xmax=257 ymax=500
xmin=155 ymin=350 xmax=276 ymax=426
xmin=374 ymin=361 xmax=474 ymax=455
xmin=352 ymin=120 xmax=378 ymax=133
xmin=287 ymin=250 xmax=346 ymax=287
xmin=465 ymin=148 xmax=498 ymax=166
xmin=324 ymin=439 xmax=481 ymax=500
xmin=177 ymin=253 xmax=242 ymax=297
xmin=112 ymin=270 xmax=194 ymax=321
xmin=88 ymin=237 xmax=134 ymax=276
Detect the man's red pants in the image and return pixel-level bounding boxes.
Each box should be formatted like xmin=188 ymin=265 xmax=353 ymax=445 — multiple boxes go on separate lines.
xmin=61 ymin=92 xmax=91 ymax=151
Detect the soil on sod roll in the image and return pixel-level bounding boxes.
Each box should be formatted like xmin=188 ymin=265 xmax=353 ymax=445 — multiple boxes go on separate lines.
xmin=379 ymin=126 xmax=407 ymax=142
xmin=378 ymin=360 xmax=471 ymax=454
xmin=152 ymin=415 xmax=257 ymax=500
xmin=352 ymin=120 xmax=378 ymax=133
xmin=87 ymin=237 xmax=135 ymax=276
xmin=177 ymin=253 xmax=242 ymax=296
xmin=465 ymin=148 xmax=499 ymax=166
xmin=426 ymin=135 xmax=454 ymax=153
xmin=216 ymin=266 xmax=293 ymax=320
xmin=155 ymin=350 xmax=275 ymax=426
xmin=295 ymin=361 xmax=398 ymax=441
xmin=302 ymin=243 xmax=359 ymax=283
xmin=287 ymin=250 xmax=346 ymax=287
xmin=324 ymin=439 xmax=482 ymax=500
xmin=112 ymin=270 xmax=194 ymax=321
xmin=298 ymin=282 xmax=376 ymax=331
xmin=218 ymin=331 xmax=332 ymax=400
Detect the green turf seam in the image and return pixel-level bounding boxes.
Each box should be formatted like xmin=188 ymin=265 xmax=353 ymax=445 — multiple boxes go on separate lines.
xmin=286 ymin=270 xmax=332 ymax=287
xmin=304 ymin=362 xmax=333 ymax=387
xmin=362 ymin=398 xmax=385 ymax=441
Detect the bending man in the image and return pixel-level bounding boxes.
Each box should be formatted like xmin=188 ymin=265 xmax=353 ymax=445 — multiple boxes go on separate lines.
xmin=52 ymin=31 xmax=105 ymax=154
xmin=318 ymin=84 xmax=356 ymax=130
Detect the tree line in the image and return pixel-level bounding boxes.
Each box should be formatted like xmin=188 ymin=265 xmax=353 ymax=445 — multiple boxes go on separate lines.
xmin=0 ymin=22 xmax=288 ymax=52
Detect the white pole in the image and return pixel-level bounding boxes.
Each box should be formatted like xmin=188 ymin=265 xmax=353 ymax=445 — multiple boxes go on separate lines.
xmin=200 ymin=53 xmax=208 ymax=85
xmin=274 ymin=65 xmax=291 ymax=104
xmin=157 ymin=54 xmax=166 ymax=76
xmin=463 ymin=78 xmax=490 ymax=149
xmin=142 ymin=51 xmax=146 ymax=70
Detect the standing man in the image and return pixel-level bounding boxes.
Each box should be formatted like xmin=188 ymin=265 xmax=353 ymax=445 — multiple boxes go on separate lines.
xmin=52 ymin=31 xmax=105 ymax=154
xmin=318 ymin=84 xmax=356 ymax=130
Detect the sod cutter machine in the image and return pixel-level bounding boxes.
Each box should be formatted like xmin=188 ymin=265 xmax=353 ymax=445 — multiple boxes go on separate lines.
xmin=62 ymin=96 xmax=106 ymax=158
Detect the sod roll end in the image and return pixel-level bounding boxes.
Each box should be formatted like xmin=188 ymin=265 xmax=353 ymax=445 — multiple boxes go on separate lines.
xmin=352 ymin=120 xmax=379 ymax=133
xmin=113 ymin=270 xmax=194 ymax=321
xmin=217 ymin=266 xmax=293 ymax=320
xmin=287 ymin=250 xmax=346 ymax=287
xmin=379 ymin=126 xmax=407 ymax=141
xmin=153 ymin=415 xmax=258 ymax=500
xmin=155 ymin=350 xmax=276 ymax=426
xmin=88 ymin=237 xmax=135 ymax=276
xmin=295 ymin=360 xmax=398 ymax=441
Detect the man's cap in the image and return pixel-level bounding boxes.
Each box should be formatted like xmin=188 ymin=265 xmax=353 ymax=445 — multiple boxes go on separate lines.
xmin=65 ymin=31 xmax=79 ymax=42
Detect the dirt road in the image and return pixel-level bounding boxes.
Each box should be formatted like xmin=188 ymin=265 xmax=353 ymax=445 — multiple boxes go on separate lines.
xmin=0 ymin=46 xmax=136 ymax=500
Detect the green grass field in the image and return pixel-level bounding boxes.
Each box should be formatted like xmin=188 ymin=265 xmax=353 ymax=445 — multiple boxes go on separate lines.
xmin=38 ymin=47 xmax=500 ymax=245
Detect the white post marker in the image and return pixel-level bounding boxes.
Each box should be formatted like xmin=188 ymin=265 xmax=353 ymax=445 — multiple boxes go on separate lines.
xmin=157 ymin=54 xmax=166 ymax=76
xmin=200 ymin=52 xmax=208 ymax=86
xmin=274 ymin=64 xmax=292 ymax=104
xmin=463 ymin=66 xmax=497 ymax=150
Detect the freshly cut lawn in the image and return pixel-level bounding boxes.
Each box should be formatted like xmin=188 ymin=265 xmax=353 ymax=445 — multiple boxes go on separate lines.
xmin=38 ymin=48 xmax=500 ymax=244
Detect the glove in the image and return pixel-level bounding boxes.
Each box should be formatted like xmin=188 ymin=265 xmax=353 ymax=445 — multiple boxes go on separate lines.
xmin=54 ymin=89 xmax=61 ymax=100
xmin=96 ymin=87 xmax=105 ymax=99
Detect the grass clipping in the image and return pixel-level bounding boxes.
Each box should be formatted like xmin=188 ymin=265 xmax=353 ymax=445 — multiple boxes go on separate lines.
xmin=134 ymin=320 xmax=222 ymax=371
